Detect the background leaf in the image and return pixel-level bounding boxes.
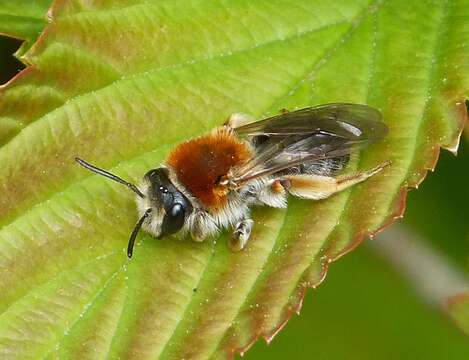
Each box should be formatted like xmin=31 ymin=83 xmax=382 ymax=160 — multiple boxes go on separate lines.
xmin=405 ymin=139 xmax=469 ymax=268
xmin=411 ymin=137 xmax=469 ymax=340
xmin=0 ymin=0 xmax=50 ymax=55
xmin=449 ymin=293 xmax=469 ymax=338
xmin=247 ymin=243 xmax=469 ymax=359
xmin=0 ymin=0 xmax=468 ymax=359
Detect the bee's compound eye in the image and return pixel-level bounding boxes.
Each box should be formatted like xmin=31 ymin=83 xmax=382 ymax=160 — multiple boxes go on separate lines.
xmin=170 ymin=203 xmax=184 ymax=219
xmin=161 ymin=203 xmax=186 ymax=236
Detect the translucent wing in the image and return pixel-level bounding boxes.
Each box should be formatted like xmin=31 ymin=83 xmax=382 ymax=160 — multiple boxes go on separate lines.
xmin=229 ymin=103 xmax=388 ymax=186
xmin=235 ymin=103 xmax=385 ymax=137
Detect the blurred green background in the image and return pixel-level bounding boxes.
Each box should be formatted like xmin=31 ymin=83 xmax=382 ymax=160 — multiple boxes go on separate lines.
xmin=1 ymin=34 xmax=469 ymax=359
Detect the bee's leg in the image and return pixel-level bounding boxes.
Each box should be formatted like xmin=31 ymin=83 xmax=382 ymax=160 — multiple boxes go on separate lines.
xmin=224 ymin=113 xmax=257 ymax=128
xmin=230 ymin=218 xmax=254 ymax=251
xmin=190 ymin=210 xmax=217 ymax=242
xmin=284 ymin=161 xmax=390 ymax=200
xmin=255 ymin=179 xmax=288 ymax=208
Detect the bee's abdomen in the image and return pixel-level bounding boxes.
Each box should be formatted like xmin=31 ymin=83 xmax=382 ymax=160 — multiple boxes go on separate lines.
xmin=166 ymin=127 xmax=251 ymax=209
xmin=284 ymin=155 xmax=350 ymax=177
xmin=305 ymin=156 xmax=350 ymax=176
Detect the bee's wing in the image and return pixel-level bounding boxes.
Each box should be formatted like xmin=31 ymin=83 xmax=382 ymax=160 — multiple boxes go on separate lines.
xmin=235 ymin=103 xmax=385 ymax=138
xmin=229 ymin=103 xmax=388 ymax=186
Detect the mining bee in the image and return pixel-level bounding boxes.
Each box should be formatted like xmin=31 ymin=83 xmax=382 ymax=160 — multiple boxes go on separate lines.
xmin=76 ymin=103 xmax=389 ymax=258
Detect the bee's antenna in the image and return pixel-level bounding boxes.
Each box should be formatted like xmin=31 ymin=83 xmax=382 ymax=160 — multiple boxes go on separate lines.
xmin=127 ymin=208 xmax=152 ymax=258
xmin=75 ymin=157 xmax=145 ymax=198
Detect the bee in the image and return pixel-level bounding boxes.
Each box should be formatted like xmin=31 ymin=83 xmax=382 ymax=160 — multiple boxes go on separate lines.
xmin=76 ymin=103 xmax=389 ymax=258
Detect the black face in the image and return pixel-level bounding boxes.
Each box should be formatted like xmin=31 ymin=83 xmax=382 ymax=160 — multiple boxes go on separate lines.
xmin=145 ymin=168 xmax=193 ymax=237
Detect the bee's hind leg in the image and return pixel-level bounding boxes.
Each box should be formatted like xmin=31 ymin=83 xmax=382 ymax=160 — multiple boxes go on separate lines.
xmin=284 ymin=161 xmax=391 ymax=200
xmin=254 ymin=179 xmax=289 ymax=208
xmin=230 ymin=218 xmax=254 ymax=251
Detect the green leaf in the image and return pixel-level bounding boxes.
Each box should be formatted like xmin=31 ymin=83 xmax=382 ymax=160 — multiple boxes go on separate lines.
xmin=0 ymin=0 xmax=50 ymax=55
xmin=0 ymin=0 xmax=467 ymax=358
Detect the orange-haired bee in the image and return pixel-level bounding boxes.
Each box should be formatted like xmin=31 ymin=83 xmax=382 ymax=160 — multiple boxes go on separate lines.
xmin=76 ymin=103 xmax=389 ymax=258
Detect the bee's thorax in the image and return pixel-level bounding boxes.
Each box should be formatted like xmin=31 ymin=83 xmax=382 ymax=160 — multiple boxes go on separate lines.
xmin=166 ymin=126 xmax=252 ymax=209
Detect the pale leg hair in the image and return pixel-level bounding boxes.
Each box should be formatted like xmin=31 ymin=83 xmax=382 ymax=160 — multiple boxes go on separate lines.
xmin=283 ymin=161 xmax=391 ymax=200
xmin=189 ymin=210 xmax=218 ymax=242
xmin=230 ymin=218 xmax=254 ymax=251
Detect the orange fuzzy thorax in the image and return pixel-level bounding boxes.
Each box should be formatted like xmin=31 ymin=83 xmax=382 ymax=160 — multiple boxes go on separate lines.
xmin=166 ymin=127 xmax=252 ymax=209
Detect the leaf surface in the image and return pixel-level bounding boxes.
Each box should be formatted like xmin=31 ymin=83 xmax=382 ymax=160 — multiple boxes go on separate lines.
xmin=0 ymin=0 xmax=468 ymax=358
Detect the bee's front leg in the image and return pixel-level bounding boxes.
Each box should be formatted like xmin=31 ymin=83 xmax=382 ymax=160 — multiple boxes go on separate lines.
xmin=190 ymin=209 xmax=217 ymax=242
xmin=230 ymin=218 xmax=254 ymax=251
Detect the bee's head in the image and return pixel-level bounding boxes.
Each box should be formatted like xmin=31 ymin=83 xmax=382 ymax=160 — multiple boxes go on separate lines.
xmin=75 ymin=158 xmax=192 ymax=259
xmin=137 ymin=167 xmax=193 ymax=239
